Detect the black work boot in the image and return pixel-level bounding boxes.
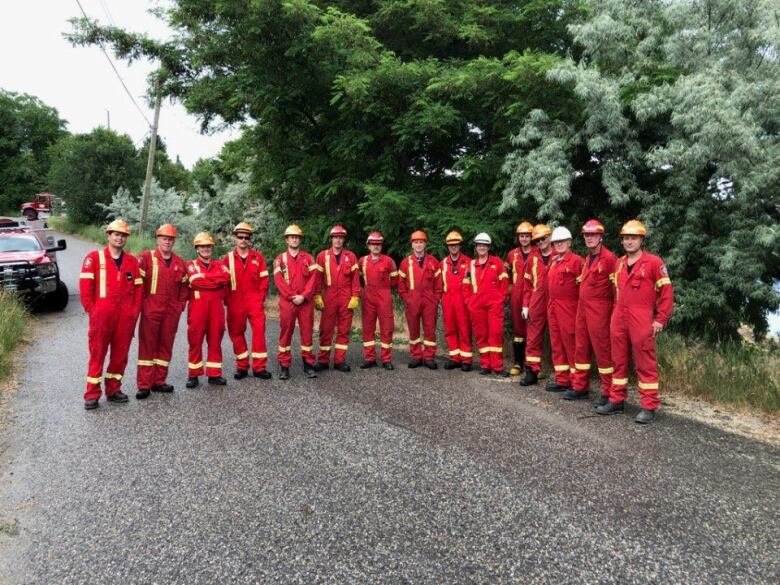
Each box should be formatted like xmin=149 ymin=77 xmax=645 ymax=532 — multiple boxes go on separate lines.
xmin=279 ymin=367 xmax=290 ymax=380
xmin=382 ymin=362 xmax=394 ymax=370
xmin=186 ymin=377 xmax=199 ymax=389
xmin=136 ymin=389 xmax=151 ymax=400
xmin=314 ymin=362 xmax=329 ymax=372
xmin=518 ymin=367 xmax=537 ymax=386
xmin=106 ymin=391 xmax=129 ymax=403
xmin=596 ymin=401 xmax=624 ymax=415
xmin=424 ymin=360 xmax=438 ymax=370
xmin=234 ymin=370 xmax=248 ymax=380
xmin=303 ymin=363 xmax=318 ymax=379
xmin=545 ymin=381 xmax=570 ymax=393
xmin=634 ymin=409 xmax=656 ymax=424
xmin=594 ymin=395 xmax=609 ymax=409
xmin=208 ymin=376 xmax=227 ymax=386
xmin=479 ymin=368 xmax=491 ymax=376
xmin=460 ymin=363 xmax=472 ymax=372
xmin=444 ymin=360 xmax=459 ymax=370
xmin=360 ymin=361 xmax=377 ymax=369
xmin=335 ymin=363 xmax=351 ymax=372
xmin=152 ymin=383 xmax=174 ymax=393
xmin=84 ymin=399 xmax=99 ymax=410
xmin=253 ymin=370 xmax=272 ymax=379
xmin=562 ymin=389 xmax=589 ymax=401
xmin=408 ymin=360 xmax=422 ymax=369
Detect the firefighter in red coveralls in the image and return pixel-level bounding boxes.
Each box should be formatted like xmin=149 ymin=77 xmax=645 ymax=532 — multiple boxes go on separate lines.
xmin=358 ymin=231 xmax=398 ymax=370
xmin=398 ymin=230 xmax=442 ymax=369
xmin=273 ymin=224 xmax=319 ymax=380
xmin=185 ymin=232 xmax=231 ymax=388
xmin=564 ymin=219 xmax=617 ymax=404
xmin=224 ymin=222 xmax=272 ymax=380
xmin=313 ymin=225 xmax=361 ymax=372
xmin=79 ymin=219 xmax=142 ymax=410
xmin=545 ymin=227 xmax=583 ymax=392
xmin=463 ymin=232 xmax=508 ymax=376
xmin=135 ymin=223 xmax=188 ymax=400
xmin=519 ymin=224 xmax=553 ymax=386
xmin=597 ymin=220 xmax=674 ymax=424
xmin=506 ymin=221 xmax=534 ymax=375
xmin=440 ymin=231 xmax=473 ymax=371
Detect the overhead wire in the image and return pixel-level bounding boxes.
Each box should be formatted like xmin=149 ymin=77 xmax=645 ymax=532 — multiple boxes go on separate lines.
xmin=73 ymin=0 xmax=152 ymax=128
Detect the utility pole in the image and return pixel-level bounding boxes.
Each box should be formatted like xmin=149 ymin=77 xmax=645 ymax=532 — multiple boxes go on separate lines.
xmin=106 ymin=109 xmax=110 ymax=130
xmin=139 ymin=77 xmax=161 ymax=235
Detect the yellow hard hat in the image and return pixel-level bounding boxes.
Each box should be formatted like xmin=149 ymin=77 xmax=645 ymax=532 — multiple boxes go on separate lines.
xmin=515 ymin=221 xmax=534 ymax=235
xmin=193 ymin=231 xmax=215 ymax=247
xmin=284 ymin=224 xmax=304 ymax=238
xmin=620 ymin=219 xmax=647 ymax=237
xmin=105 ymin=219 xmax=131 ymax=236
xmin=233 ymin=221 xmax=254 ymax=234
xmin=445 ymin=230 xmax=463 ymax=244
xmin=531 ymin=223 xmax=552 ymax=241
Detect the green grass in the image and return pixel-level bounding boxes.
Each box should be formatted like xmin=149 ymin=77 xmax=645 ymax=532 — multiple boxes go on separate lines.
xmin=657 ymin=333 xmax=780 ymax=413
xmin=48 ymin=217 xmax=192 ymax=258
xmin=0 ymin=292 xmax=27 ymax=380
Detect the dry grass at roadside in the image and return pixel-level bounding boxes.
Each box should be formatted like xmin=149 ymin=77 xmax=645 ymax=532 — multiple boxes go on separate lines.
xmin=658 ymin=334 xmax=780 ymax=414
xmin=0 ymin=292 xmax=27 ymax=381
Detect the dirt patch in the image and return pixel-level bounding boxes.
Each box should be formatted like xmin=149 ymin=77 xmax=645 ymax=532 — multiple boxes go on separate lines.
xmin=664 ymin=395 xmax=780 ymax=447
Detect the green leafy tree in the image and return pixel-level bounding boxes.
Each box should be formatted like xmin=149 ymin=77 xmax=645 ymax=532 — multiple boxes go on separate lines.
xmin=138 ymin=136 xmax=191 ymax=195
xmin=0 ymin=90 xmax=68 ymax=211
xmin=502 ymin=0 xmax=780 ymax=340
xmin=47 ymin=128 xmax=143 ymax=225
xmin=68 ymin=0 xmax=583 ymax=258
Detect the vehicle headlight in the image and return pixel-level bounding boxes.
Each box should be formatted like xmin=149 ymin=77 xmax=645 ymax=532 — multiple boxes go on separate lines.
xmin=37 ymin=263 xmax=56 ymax=276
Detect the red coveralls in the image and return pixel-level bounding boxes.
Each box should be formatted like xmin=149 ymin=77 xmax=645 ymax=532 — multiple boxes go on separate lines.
xmin=572 ymin=247 xmax=617 ymax=396
xmin=79 ymin=248 xmax=142 ymax=400
xmin=359 ymin=254 xmax=398 ymax=364
xmin=523 ymin=250 xmax=551 ymax=372
xmin=463 ymin=256 xmax=508 ymax=371
xmin=398 ymin=254 xmax=442 ymax=361
xmin=506 ymin=247 xmax=531 ymax=345
xmin=547 ymin=251 xmax=583 ymax=386
xmin=610 ymin=252 xmax=674 ymax=410
xmin=136 ymin=249 xmax=188 ymax=390
xmin=186 ymin=258 xmax=230 ymax=378
xmin=273 ymin=250 xmax=318 ymax=368
xmin=224 ymin=249 xmax=270 ymax=373
xmin=440 ymin=254 xmax=473 ymax=365
xmin=314 ymin=248 xmax=361 ymax=366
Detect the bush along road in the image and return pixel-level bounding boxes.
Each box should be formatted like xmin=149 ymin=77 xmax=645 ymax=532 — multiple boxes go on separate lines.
xmin=0 ymin=232 xmax=778 ymax=584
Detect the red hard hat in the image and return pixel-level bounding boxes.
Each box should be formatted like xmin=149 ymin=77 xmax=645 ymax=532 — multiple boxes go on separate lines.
xmin=155 ymin=223 xmax=177 ymax=238
xmin=366 ymin=231 xmax=384 ymax=244
xmin=581 ymin=219 xmax=605 ymax=235
xmin=330 ymin=225 xmax=347 ymax=237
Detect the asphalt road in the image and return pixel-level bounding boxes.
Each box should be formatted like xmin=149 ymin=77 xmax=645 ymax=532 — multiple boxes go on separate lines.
xmin=0 ymin=234 xmax=778 ymax=584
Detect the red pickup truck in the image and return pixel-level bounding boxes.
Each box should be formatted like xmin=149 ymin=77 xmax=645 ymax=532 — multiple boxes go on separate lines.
xmin=0 ymin=217 xmax=68 ymax=310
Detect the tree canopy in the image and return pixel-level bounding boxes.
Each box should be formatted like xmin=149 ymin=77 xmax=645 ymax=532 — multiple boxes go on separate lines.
xmin=0 ymin=90 xmax=67 ymax=211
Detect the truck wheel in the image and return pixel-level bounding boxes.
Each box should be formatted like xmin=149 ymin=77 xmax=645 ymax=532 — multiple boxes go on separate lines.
xmin=23 ymin=209 xmax=38 ymax=221
xmin=47 ymin=280 xmax=69 ymax=311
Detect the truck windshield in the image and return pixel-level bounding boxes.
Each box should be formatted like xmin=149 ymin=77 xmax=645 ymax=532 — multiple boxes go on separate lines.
xmin=0 ymin=236 xmax=41 ymax=252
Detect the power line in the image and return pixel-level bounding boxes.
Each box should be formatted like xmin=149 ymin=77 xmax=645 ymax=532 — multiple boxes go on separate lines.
xmin=97 ymin=0 xmax=117 ymax=27
xmin=73 ymin=0 xmax=152 ymax=128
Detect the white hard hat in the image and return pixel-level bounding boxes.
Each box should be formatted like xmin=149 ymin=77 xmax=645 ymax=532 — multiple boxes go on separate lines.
xmin=551 ymin=226 xmax=573 ymax=242
xmin=474 ymin=232 xmax=492 ymax=245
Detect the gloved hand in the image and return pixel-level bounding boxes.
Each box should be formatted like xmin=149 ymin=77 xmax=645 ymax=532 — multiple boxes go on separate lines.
xmin=314 ymin=294 xmax=324 ymax=311
xmin=522 ymin=307 xmax=529 ymax=320
xmin=347 ymin=296 xmax=360 ymax=310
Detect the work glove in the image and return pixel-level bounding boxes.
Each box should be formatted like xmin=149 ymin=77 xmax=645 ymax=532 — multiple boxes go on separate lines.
xmin=522 ymin=307 xmax=529 ymax=320
xmin=347 ymin=296 xmax=360 ymax=310
xmin=314 ymin=294 xmax=324 ymax=311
